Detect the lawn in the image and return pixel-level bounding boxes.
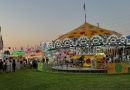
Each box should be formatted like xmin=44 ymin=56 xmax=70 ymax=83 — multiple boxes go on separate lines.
xmin=0 ymin=69 xmax=130 ymax=90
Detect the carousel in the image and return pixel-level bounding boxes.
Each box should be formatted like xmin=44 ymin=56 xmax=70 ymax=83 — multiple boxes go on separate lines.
xmin=46 ymin=22 xmax=130 ymax=72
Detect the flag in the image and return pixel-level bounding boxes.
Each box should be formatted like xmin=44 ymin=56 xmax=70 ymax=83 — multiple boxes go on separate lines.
xmin=83 ymin=3 xmax=86 ymax=11
xmin=0 ymin=27 xmax=3 ymax=50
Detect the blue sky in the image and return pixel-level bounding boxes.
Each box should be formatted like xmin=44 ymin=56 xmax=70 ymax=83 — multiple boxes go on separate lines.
xmin=0 ymin=0 xmax=130 ymax=48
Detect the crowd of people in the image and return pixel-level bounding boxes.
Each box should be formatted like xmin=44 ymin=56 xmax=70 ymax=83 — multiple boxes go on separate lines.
xmin=0 ymin=58 xmax=16 ymax=72
xmin=0 ymin=56 xmax=50 ymax=73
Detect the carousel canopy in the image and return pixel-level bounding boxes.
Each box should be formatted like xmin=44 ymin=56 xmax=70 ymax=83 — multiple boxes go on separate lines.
xmin=48 ymin=23 xmax=129 ymax=50
xmin=57 ymin=22 xmax=121 ymax=40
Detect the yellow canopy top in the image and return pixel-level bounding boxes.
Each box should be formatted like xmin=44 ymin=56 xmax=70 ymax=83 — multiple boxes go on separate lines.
xmin=57 ymin=22 xmax=121 ymax=40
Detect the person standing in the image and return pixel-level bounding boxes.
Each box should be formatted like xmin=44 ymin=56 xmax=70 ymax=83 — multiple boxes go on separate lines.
xmin=32 ymin=59 xmax=38 ymax=69
xmin=42 ymin=57 xmax=46 ymax=71
xmin=29 ymin=59 xmax=33 ymax=69
xmin=6 ymin=58 xmax=10 ymax=72
xmin=16 ymin=60 xmax=20 ymax=70
xmin=46 ymin=57 xmax=49 ymax=64
xmin=9 ymin=59 xmax=12 ymax=72
xmin=0 ymin=59 xmax=3 ymax=72
xmin=3 ymin=60 xmax=7 ymax=72
xmin=12 ymin=59 xmax=16 ymax=72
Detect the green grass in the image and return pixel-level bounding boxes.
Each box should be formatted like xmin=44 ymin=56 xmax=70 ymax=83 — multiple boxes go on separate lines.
xmin=0 ymin=69 xmax=130 ymax=90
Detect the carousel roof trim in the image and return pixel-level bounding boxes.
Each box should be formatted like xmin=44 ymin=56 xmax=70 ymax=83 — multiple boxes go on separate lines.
xmin=48 ymin=34 xmax=130 ymax=50
xmin=127 ymin=35 xmax=130 ymax=39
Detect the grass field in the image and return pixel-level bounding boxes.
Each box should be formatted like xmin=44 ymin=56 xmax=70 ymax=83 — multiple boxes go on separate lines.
xmin=0 ymin=69 xmax=130 ymax=90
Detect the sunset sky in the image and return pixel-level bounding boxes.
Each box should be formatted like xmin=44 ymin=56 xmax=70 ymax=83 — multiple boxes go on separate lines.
xmin=0 ymin=0 xmax=130 ymax=49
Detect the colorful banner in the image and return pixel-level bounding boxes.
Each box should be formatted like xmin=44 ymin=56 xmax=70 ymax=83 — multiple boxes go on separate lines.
xmin=107 ymin=63 xmax=128 ymax=74
xmin=38 ymin=62 xmax=43 ymax=71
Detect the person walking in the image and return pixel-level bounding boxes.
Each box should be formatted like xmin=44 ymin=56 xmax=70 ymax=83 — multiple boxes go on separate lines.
xmin=12 ymin=59 xmax=16 ymax=72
